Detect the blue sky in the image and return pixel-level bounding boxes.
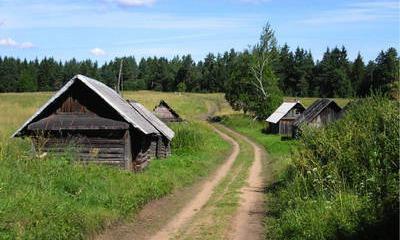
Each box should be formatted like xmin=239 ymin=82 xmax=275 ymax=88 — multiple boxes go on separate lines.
xmin=0 ymin=0 xmax=398 ymax=63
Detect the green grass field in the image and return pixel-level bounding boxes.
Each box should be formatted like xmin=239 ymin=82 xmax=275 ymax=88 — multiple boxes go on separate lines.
xmin=0 ymin=91 xmax=351 ymax=239
xmin=0 ymin=91 xmax=234 ymax=239
xmin=284 ymin=96 xmax=349 ymax=108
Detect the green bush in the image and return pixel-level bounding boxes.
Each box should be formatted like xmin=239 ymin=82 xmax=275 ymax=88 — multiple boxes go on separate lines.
xmin=269 ymin=96 xmax=399 ymax=240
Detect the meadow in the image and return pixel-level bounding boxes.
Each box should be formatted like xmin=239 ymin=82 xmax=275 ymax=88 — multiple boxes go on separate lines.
xmin=0 ymin=90 xmax=359 ymax=239
xmin=0 ymin=91 xmax=234 ymax=239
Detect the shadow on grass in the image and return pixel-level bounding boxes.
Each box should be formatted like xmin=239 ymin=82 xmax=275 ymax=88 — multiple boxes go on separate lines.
xmin=338 ymin=208 xmax=399 ymax=240
xmin=264 ymin=179 xmax=286 ymax=194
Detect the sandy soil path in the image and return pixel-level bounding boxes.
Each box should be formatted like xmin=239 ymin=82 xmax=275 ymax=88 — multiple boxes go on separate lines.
xmin=149 ymin=127 xmax=240 ymax=240
xmin=221 ymin=126 xmax=266 ymax=240
xmin=96 ymin=125 xmax=268 ymax=240
xmin=96 ymin=126 xmax=240 ymax=240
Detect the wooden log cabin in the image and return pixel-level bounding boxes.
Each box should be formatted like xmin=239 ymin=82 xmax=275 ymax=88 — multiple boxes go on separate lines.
xmin=153 ymin=100 xmax=182 ymax=123
xmin=266 ymin=101 xmax=305 ymax=136
xmin=128 ymin=100 xmax=172 ymax=158
xmin=292 ymin=98 xmax=342 ymax=137
xmin=12 ymin=74 xmax=174 ymax=171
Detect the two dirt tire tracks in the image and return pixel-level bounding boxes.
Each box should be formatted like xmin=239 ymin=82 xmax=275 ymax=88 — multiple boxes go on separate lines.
xmin=96 ymin=124 xmax=267 ymax=240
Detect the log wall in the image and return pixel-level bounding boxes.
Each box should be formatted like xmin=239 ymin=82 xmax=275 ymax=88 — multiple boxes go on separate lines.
xmin=33 ymin=131 xmax=127 ymax=168
xmin=156 ymin=136 xmax=171 ymax=158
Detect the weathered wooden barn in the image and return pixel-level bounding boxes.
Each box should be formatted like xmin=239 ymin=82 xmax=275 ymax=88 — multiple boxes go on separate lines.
xmin=128 ymin=100 xmax=172 ymax=158
xmin=292 ymin=98 xmax=342 ymax=137
xmin=266 ymin=101 xmax=305 ymax=136
xmin=12 ymin=74 xmax=174 ymax=171
xmin=153 ymin=100 xmax=182 ymax=123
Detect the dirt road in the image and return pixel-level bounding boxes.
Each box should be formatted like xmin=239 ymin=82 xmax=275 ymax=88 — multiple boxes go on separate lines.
xmin=149 ymin=127 xmax=240 ymax=240
xmin=222 ymin=126 xmax=266 ymax=240
xmin=96 ymin=125 xmax=267 ymax=240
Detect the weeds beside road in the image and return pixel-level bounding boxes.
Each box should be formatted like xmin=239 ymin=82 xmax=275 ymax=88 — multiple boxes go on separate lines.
xmin=221 ymin=96 xmax=399 ymax=240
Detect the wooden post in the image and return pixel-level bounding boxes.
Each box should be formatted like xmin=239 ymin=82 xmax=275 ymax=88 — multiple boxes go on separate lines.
xmin=117 ymin=59 xmax=123 ymax=97
xmin=124 ymin=130 xmax=132 ymax=170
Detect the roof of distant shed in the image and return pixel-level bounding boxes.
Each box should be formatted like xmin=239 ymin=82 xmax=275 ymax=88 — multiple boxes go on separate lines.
xmin=266 ymin=102 xmax=305 ymax=124
xmin=155 ymin=100 xmax=181 ymax=119
xmin=293 ymin=99 xmax=341 ymax=127
xmin=12 ymin=75 xmax=171 ymax=138
xmin=128 ymin=100 xmax=175 ymax=140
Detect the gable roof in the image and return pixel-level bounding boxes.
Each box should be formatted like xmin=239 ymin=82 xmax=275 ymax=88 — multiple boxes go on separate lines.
xmin=266 ymin=102 xmax=305 ymax=124
xmin=128 ymin=100 xmax=175 ymax=140
xmin=293 ymin=98 xmax=342 ymax=127
xmin=154 ymin=100 xmax=181 ymax=119
xmin=12 ymin=74 xmax=160 ymax=137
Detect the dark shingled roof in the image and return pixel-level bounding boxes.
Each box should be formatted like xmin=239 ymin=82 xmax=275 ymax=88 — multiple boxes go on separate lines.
xmin=293 ymin=99 xmax=341 ymax=127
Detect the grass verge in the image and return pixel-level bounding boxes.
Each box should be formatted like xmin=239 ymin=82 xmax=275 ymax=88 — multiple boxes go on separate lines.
xmin=220 ymin=114 xmax=296 ymax=174
xmin=0 ymin=122 xmax=230 ymax=239
xmin=220 ymin=96 xmax=399 ymax=240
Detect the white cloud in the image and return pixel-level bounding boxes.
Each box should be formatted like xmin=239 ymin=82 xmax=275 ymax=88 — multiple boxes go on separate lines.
xmin=90 ymin=48 xmax=107 ymax=56
xmin=112 ymin=0 xmax=156 ymax=7
xmin=0 ymin=37 xmax=18 ymax=47
xmin=20 ymin=42 xmax=34 ymax=49
xmin=301 ymin=1 xmax=399 ymax=25
xmin=0 ymin=37 xmax=35 ymax=48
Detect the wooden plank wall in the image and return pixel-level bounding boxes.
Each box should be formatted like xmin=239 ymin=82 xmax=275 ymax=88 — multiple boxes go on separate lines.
xmin=279 ymin=120 xmax=294 ymax=136
xmin=33 ymin=134 xmax=126 ymax=167
xmin=311 ymin=106 xmax=340 ymax=127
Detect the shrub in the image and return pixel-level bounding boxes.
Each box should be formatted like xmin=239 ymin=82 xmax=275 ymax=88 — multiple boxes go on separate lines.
xmin=269 ymin=96 xmax=399 ymax=240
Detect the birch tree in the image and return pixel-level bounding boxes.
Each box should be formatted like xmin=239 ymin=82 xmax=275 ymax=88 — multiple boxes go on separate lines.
xmin=249 ymin=23 xmax=283 ymax=118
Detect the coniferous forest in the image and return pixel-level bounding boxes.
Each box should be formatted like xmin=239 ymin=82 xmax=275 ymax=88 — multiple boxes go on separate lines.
xmin=0 ymin=42 xmax=398 ymax=99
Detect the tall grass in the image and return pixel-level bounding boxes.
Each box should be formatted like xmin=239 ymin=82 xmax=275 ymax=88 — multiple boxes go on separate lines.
xmin=268 ymin=96 xmax=399 ymax=240
xmin=0 ymin=121 xmax=230 ymax=239
xmin=220 ymin=98 xmax=399 ymax=240
xmin=170 ymin=122 xmax=206 ymax=154
xmin=0 ymin=90 xmax=233 ymax=239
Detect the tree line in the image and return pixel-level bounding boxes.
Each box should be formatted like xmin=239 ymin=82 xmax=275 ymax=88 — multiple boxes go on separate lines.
xmin=0 ymin=37 xmax=398 ymax=100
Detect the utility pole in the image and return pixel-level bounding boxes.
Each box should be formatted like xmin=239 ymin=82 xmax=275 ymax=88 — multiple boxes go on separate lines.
xmin=117 ymin=59 xmax=123 ymax=97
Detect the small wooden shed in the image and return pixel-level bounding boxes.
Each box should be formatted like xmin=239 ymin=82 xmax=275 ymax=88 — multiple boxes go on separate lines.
xmin=12 ymin=74 xmax=174 ymax=171
xmin=293 ymin=98 xmax=342 ymax=137
xmin=266 ymin=101 xmax=305 ymax=136
xmin=128 ymin=100 xmax=172 ymax=158
xmin=153 ymin=100 xmax=182 ymax=123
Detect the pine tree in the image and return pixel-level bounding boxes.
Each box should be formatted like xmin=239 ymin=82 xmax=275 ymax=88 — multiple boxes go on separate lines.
xmin=315 ymin=46 xmax=353 ymax=97
xmin=351 ymin=53 xmax=365 ymax=96
xmin=18 ymin=66 xmax=37 ymax=92
xmin=373 ymin=48 xmax=399 ymax=93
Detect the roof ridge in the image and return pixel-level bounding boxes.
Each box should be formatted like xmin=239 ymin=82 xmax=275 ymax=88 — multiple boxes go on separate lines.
xmin=12 ymin=74 xmax=161 ymax=138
